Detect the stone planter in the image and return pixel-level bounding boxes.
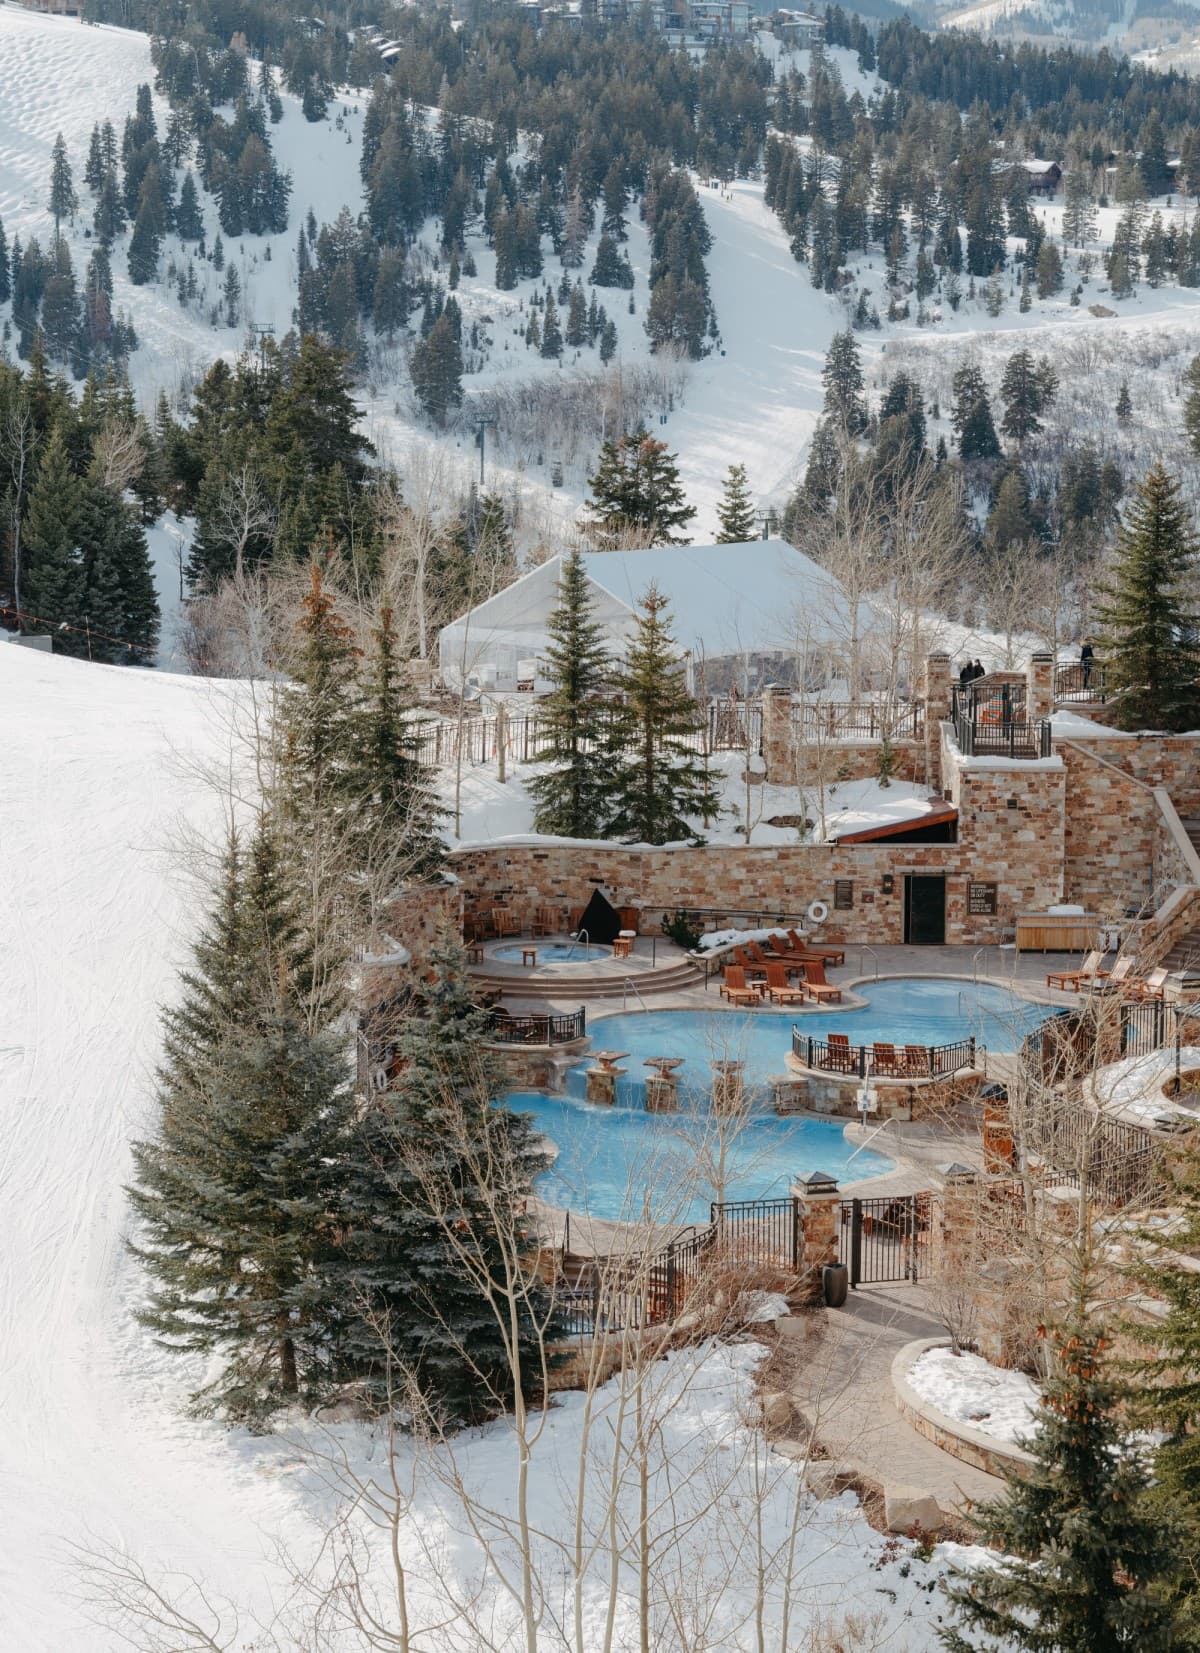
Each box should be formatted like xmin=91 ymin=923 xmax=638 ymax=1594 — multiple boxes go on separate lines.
xmin=891 ymin=1337 xmax=1037 ymax=1482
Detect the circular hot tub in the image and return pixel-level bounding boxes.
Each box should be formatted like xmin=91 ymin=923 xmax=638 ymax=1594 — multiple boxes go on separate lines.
xmin=491 ymin=940 xmax=612 ymax=964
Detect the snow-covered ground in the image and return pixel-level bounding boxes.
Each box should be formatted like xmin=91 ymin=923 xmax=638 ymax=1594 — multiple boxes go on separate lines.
xmin=447 ymin=749 xmax=940 ymax=848
xmin=1087 ymin=1045 xmax=1200 ymax=1126
xmin=909 ymin=1347 xmax=1041 ymax=1447
xmin=0 ymin=642 xmax=983 ymax=1646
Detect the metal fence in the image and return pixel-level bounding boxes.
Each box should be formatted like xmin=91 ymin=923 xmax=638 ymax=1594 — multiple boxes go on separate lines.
xmin=1054 ymin=660 xmax=1107 ymax=702
xmin=557 ymin=1195 xmax=800 ymax=1339
xmin=1017 ymin=1108 xmax=1164 ymax=1207
xmin=792 ymin=1029 xmax=977 ymax=1080
xmin=791 ymin=701 xmax=924 ymax=742
xmin=486 ymin=1009 xmax=587 ymax=1045
xmin=838 ymin=1194 xmax=930 ymax=1286
xmin=951 ymin=683 xmax=1052 ymax=760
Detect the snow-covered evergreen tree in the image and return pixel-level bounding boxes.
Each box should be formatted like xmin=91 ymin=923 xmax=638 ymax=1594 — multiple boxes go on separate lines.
xmin=715 ymin=462 xmax=756 ymax=543
xmin=528 ymin=547 xmax=614 ymax=837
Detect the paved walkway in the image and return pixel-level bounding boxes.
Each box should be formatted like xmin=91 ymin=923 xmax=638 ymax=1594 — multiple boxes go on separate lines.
xmin=776 ymin=1283 xmax=1005 ymax=1528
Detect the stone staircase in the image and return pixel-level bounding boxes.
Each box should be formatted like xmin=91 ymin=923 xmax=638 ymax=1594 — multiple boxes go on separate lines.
xmin=468 ymin=956 xmax=704 ymax=1002
xmin=1156 ymin=822 xmax=1200 ymax=970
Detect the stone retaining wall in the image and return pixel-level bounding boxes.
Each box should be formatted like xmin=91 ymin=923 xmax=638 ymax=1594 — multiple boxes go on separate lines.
xmin=891 ymin=1338 xmax=1036 ymax=1482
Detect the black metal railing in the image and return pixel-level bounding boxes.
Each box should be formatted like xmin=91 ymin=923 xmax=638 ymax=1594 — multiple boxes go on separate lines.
xmin=839 ymin=1193 xmax=930 ymax=1286
xmin=791 ymin=701 xmax=924 ymax=742
xmin=1120 ymin=997 xmax=1200 ymax=1059
xmin=793 ymin=1029 xmax=977 ymax=1079
xmin=486 ymin=1008 xmax=587 ymax=1045
xmin=1054 ymin=660 xmax=1107 ymax=702
xmin=950 ymin=683 xmax=1052 ymax=760
xmin=1017 ymin=1108 xmax=1164 ymax=1207
xmin=557 ymin=1195 xmax=801 ymax=1339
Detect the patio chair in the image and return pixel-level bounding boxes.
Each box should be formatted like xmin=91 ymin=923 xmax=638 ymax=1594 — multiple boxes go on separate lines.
xmin=871 ymin=1041 xmax=903 ymax=1077
xmin=1137 ymin=966 xmax=1170 ymax=1001
xmin=731 ymin=946 xmax=768 ymax=979
xmin=761 ymin=963 xmax=808 ymax=1006
xmin=719 ymin=965 xmax=761 ymax=1007
xmin=826 ymin=1031 xmax=857 ymax=1073
xmin=903 ymin=1044 xmax=933 ymax=1078
xmin=491 ymin=907 xmax=522 ymax=939
xmin=531 ymin=906 xmax=560 ymax=938
xmin=801 ymin=959 xmax=843 ymax=1004
xmin=785 ymin=929 xmax=846 ymax=966
xmin=1046 ymin=949 xmax=1108 ymax=991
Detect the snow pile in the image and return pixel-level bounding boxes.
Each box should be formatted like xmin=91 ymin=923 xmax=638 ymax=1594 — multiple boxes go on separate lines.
xmin=699 ymin=926 xmax=793 ymax=952
xmin=1089 ymin=1046 xmax=1200 ymax=1125
xmin=909 ymin=1347 xmax=1041 ymax=1447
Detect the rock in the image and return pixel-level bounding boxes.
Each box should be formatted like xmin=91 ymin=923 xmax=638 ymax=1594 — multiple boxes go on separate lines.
xmin=802 ymin=1461 xmax=844 ymax=1500
xmin=760 ymin=1390 xmax=793 ymax=1434
xmin=883 ymin=1487 xmax=943 ymax=1535
xmin=772 ymin=1438 xmax=808 ymax=1462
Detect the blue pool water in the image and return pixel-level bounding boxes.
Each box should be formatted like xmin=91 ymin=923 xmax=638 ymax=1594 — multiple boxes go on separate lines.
xmin=576 ymin=979 xmax=1054 ymax=1098
xmin=493 ymin=941 xmax=610 ymax=963
xmin=507 ymin=1090 xmax=895 ymax=1223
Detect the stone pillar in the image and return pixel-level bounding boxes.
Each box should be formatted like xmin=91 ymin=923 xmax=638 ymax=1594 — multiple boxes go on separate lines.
xmin=934 ymin=1163 xmax=978 ymax=1278
xmin=761 ymin=684 xmax=793 ymax=783
xmin=644 ymin=1072 xmax=679 ymax=1112
xmin=982 ymin=1100 xmax=1014 ymax=1175
xmin=585 ymin=1065 xmax=623 ymax=1105
xmin=711 ymin=1060 xmax=746 ymax=1114
xmin=794 ymin=1171 xmax=840 ymax=1304
xmin=1026 ymin=651 xmax=1054 ymax=721
xmin=922 ymin=652 xmax=953 ymax=788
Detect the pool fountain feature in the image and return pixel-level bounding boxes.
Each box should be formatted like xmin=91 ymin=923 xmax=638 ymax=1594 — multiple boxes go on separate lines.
xmin=711 ymin=1059 xmax=747 ymax=1115
xmin=585 ymin=1049 xmax=628 ymax=1106
xmin=643 ymin=1056 xmax=684 ymax=1112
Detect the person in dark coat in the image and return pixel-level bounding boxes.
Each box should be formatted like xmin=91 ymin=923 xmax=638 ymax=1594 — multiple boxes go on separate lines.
xmin=971 ymin=659 xmax=985 ymax=680
xmin=1080 ymin=640 xmax=1094 ymax=688
xmin=959 ymin=660 xmax=973 ymax=687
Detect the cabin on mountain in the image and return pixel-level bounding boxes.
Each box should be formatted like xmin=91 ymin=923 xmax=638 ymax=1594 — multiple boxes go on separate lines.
xmin=1023 ymin=160 xmax=1062 ymax=196
xmin=21 ymin=0 xmax=85 ymax=15
xmin=774 ymin=7 xmax=823 ymax=47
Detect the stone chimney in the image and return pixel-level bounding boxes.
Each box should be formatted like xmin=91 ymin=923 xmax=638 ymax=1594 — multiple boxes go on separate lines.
xmin=922 ymin=652 xmax=953 ymax=788
xmin=1026 ymin=652 xmax=1054 ymax=722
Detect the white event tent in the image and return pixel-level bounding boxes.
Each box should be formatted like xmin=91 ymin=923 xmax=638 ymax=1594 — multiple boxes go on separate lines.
xmin=437 ymin=539 xmax=865 ymax=691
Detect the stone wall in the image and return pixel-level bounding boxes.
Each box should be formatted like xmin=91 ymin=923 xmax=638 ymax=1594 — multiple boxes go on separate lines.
xmin=1054 ymin=741 xmax=1157 ymax=912
xmin=383 ymin=883 xmax=462 ymax=972
xmin=1058 ymin=733 xmax=1200 ymax=815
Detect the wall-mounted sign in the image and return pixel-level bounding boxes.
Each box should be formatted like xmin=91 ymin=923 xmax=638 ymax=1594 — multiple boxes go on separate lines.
xmin=968 ymin=880 xmax=998 ymax=916
xmin=834 ymin=880 xmax=854 ymax=910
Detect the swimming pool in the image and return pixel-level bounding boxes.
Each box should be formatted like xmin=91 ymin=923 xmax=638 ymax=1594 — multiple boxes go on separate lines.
xmin=569 ymin=979 xmax=1055 ymax=1107
xmin=507 ymin=1089 xmax=894 ymax=1223
xmin=492 ymin=941 xmax=611 ymax=964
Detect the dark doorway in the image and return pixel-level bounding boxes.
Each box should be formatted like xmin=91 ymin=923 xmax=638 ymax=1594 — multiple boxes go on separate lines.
xmin=904 ymin=874 xmax=946 ymax=945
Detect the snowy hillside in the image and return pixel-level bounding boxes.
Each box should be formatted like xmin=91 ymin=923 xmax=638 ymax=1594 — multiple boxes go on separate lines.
xmin=930 ymin=0 xmax=1200 ymax=66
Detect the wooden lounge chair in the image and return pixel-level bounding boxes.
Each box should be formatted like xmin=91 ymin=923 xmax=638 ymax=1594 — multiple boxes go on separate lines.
xmin=731 ymin=946 xmax=768 ymax=979
xmin=761 ymin=963 xmax=808 ymax=1006
xmin=826 ymin=1031 xmax=857 ymax=1073
xmin=531 ymin=905 xmax=561 ymax=938
xmin=1046 ymin=949 xmax=1108 ymax=991
xmin=720 ymin=966 xmax=761 ymax=1007
xmin=904 ymin=1044 xmax=932 ymax=1078
xmin=786 ymin=929 xmax=846 ymax=967
xmin=801 ymin=959 xmax=843 ymax=1004
xmin=871 ymin=1041 xmax=903 ymax=1077
xmin=1137 ymin=966 xmax=1170 ymax=1001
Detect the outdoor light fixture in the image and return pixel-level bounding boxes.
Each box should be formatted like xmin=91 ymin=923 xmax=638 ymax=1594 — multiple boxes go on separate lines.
xmin=1006 ymin=797 xmax=1019 ymax=809
xmin=881 ymin=873 xmax=894 ymax=894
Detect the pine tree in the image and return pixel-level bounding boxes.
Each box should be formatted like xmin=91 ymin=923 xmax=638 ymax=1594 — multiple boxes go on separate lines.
xmin=584 ymin=428 xmax=695 ymax=547
xmin=343 ymin=934 xmax=558 ymax=1419
xmin=1035 ymin=239 xmax=1063 ymax=298
xmin=1062 ymin=167 xmax=1098 ymax=248
xmin=1116 ymin=381 xmax=1133 ymax=425
xmin=93 ymin=172 xmax=127 ymax=248
xmin=821 ymin=329 xmax=867 ymax=434
xmin=603 ymin=584 xmax=720 ymax=845
xmin=175 ymin=171 xmax=204 ymax=242
xmin=127 ymin=197 xmax=161 ymax=285
xmin=48 ymin=133 xmax=77 ymax=232
xmin=84 ymin=124 xmax=106 ymax=195
xmin=1096 ymin=463 xmax=1200 ymax=731
xmin=565 ymin=283 xmax=587 ymax=349
xmin=527 ymin=547 xmax=614 ymax=838
xmin=1000 ymin=349 xmax=1055 ymax=446
xmin=715 ymin=462 xmax=756 ymax=542
xmin=223 ymin=263 xmax=241 ymax=328
xmin=540 ymin=291 xmax=563 ymax=359
xmin=276 ymin=563 xmax=360 ymax=841
xmin=20 ymin=423 xmax=86 ymax=649
xmin=939 ymin=1316 xmax=1186 ymax=1653
xmin=951 ymin=363 xmax=1001 ymax=461
xmin=0 ymin=214 xmax=9 ymax=304
xmin=351 ymin=606 xmax=444 ymax=880
xmin=128 ymin=825 xmax=355 ymax=1426
xmin=410 ymin=311 xmax=463 ymax=427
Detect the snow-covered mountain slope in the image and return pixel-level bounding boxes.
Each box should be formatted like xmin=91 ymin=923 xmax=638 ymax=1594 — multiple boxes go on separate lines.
xmin=930 ymin=0 xmax=1200 ymax=66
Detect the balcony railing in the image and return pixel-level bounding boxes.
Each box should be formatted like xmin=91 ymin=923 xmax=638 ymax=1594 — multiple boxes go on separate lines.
xmin=792 ymin=1029 xmax=977 ymax=1079
xmin=1053 ymin=660 xmax=1107 ymax=703
xmin=486 ymin=1008 xmax=587 ymax=1045
xmin=951 ymin=684 xmax=1051 ymax=759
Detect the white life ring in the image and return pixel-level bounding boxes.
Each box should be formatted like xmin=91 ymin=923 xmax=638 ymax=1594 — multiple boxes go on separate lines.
xmin=807 ymin=900 xmax=829 ymax=926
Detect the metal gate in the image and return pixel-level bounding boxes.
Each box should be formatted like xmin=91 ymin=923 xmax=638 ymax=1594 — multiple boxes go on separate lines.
xmin=838 ymin=1194 xmax=929 ymax=1287
xmin=711 ymin=1196 xmax=799 ymax=1268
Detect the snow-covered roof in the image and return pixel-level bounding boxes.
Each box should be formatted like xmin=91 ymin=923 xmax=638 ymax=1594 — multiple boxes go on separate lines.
xmin=438 ymin=539 xmax=865 ymax=683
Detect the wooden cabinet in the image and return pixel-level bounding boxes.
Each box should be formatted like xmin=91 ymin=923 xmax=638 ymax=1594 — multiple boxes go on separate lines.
xmin=1015 ymin=914 xmax=1101 ymax=953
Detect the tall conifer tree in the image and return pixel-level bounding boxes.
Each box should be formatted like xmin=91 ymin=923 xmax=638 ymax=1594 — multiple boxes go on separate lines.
xmin=604 ymin=584 xmax=720 ymax=844
xmin=527 ymin=547 xmax=613 ymax=837
xmin=1096 ymin=464 xmax=1200 ymax=730
xmin=584 ymin=429 xmax=695 ymax=547
xmin=715 ymin=462 xmax=756 ymax=542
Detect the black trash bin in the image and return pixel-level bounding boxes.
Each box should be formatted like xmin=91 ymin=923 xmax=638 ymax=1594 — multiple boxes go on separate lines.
xmin=823 ymin=1262 xmax=848 ymax=1308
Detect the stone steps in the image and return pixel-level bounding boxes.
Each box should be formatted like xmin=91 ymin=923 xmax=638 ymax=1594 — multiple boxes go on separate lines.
xmin=468 ymin=958 xmax=704 ymax=1001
